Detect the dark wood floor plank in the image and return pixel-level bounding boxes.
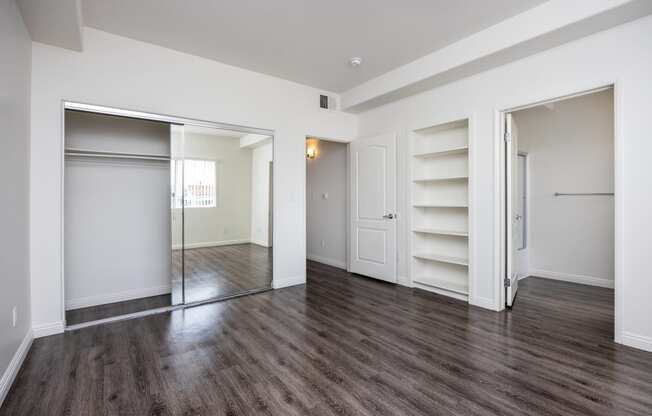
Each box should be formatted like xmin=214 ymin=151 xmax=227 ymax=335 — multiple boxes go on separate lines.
xmin=3 ymin=263 xmax=652 ymax=416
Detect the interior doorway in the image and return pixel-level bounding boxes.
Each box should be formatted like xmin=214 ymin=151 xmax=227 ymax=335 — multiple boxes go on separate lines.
xmin=502 ymin=87 xmax=616 ymax=339
xmin=305 ymin=137 xmax=349 ymax=270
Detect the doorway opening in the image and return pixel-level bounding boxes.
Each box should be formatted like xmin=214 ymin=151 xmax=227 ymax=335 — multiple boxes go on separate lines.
xmin=305 ymin=137 xmax=349 ymax=271
xmin=502 ymin=87 xmax=616 ymax=341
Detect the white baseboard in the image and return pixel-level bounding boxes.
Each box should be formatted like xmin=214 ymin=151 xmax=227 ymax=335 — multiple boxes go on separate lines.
xmin=172 ymin=239 xmax=250 ymax=250
xmin=32 ymin=321 xmax=65 ymax=338
xmin=306 ymin=253 xmax=346 ymax=269
xmin=65 ymin=284 xmax=171 ymax=310
xmin=528 ymin=269 xmax=614 ymax=288
xmin=251 ymin=239 xmax=271 ymax=248
xmin=469 ymin=296 xmax=497 ymax=310
xmin=0 ymin=329 xmax=33 ymax=407
xmin=621 ymin=332 xmax=652 ymax=353
xmin=273 ymin=275 xmax=305 ymax=289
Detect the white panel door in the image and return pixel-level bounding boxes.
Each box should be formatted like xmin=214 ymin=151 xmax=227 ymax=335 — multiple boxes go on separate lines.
xmin=349 ymin=132 xmax=397 ymax=283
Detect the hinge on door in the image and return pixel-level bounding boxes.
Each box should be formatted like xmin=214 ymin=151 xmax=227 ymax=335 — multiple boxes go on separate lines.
xmin=504 ymin=277 xmax=511 ymax=287
xmin=504 ymin=131 xmax=512 ymax=143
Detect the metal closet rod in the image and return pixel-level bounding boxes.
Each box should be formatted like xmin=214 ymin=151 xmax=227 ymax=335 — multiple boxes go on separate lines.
xmin=64 ymin=148 xmax=171 ymax=161
xmin=554 ymin=192 xmax=614 ymax=196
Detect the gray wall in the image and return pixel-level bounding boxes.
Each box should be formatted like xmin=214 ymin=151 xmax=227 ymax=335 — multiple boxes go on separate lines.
xmin=0 ymin=0 xmax=32 ymax=401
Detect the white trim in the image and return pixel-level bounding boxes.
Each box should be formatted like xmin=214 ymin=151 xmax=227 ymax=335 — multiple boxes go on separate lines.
xmin=65 ymin=284 xmax=171 ymax=310
xmin=613 ymin=81 xmax=624 ymax=344
xmin=621 ymin=332 xmax=652 ymax=353
xmin=529 ymin=269 xmax=614 ymax=289
xmin=64 ymin=101 xmax=274 ymax=136
xmin=0 ymin=330 xmax=33 ymax=407
xmin=469 ymin=296 xmax=496 ymax=310
xmin=307 ymin=254 xmax=347 ymax=269
xmin=171 ymin=239 xmax=250 ymax=250
xmin=273 ymin=275 xmax=305 ymax=289
xmin=250 ymin=239 xmax=271 ymax=248
xmin=32 ymin=321 xmax=65 ymax=338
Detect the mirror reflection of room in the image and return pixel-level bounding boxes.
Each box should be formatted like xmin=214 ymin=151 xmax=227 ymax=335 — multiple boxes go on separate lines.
xmin=172 ymin=126 xmax=273 ymax=304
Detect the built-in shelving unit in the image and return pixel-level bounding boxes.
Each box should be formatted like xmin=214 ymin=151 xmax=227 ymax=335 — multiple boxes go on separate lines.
xmin=410 ymin=119 xmax=470 ymax=301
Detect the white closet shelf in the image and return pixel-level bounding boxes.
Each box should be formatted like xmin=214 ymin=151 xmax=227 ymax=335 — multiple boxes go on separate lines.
xmin=412 ymin=228 xmax=468 ymax=237
xmin=413 ymin=176 xmax=468 ymax=183
xmin=413 ymin=253 xmax=468 ymax=266
xmin=412 ymin=277 xmax=469 ymax=295
xmin=413 ymin=146 xmax=468 ymax=159
xmin=413 ymin=203 xmax=468 ymax=208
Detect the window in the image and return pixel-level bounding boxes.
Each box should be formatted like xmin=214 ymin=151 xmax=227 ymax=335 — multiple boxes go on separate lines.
xmin=171 ymin=159 xmax=217 ymax=208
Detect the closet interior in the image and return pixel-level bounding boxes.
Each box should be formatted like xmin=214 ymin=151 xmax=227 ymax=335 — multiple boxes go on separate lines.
xmin=410 ymin=119 xmax=470 ymax=301
xmin=64 ymin=108 xmax=274 ymax=326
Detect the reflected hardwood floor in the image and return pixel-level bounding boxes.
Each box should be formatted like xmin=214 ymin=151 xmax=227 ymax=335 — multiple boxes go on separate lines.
xmin=176 ymin=243 xmax=273 ymax=304
xmin=66 ymin=243 xmax=272 ymax=325
xmin=5 ymin=263 xmax=652 ymax=415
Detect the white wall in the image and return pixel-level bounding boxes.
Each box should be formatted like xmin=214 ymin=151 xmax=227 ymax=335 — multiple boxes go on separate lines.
xmin=306 ymin=140 xmax=348 ymax=268
xmin=515 ymin=90 xmax=614 ymax=287
xmin=64 ymin=111 xmax=171 ymax=310
xmin=29 ymin=27 xmax=357 ymax=335
xmin=173 ymin=132 xmax=253 ymax=248
xmin=251 ymin=142 xmax=273 ymax=247
xmin=357 ymin=16 xmax=652 ymax=351
xmin=0 ymin=0 xmax=32 ymax=405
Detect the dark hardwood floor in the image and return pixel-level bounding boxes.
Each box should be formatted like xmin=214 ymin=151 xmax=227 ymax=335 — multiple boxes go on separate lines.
xmin=4 ymin=263 xmax=652 ymax=415
xmin=66 ymin=243 xmax=272 ymax=325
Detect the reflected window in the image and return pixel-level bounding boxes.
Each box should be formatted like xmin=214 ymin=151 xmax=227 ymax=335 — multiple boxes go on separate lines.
xmin=171 ymin=159 xmax=217 ymax=208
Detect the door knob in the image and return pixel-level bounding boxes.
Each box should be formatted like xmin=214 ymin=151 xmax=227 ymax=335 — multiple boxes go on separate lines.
xmin=383 ymin=213 xmax=395 ymax=219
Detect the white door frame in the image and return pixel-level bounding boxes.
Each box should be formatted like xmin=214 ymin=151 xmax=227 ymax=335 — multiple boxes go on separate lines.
xmin=496 ymin=82 xmax=623 ymax=343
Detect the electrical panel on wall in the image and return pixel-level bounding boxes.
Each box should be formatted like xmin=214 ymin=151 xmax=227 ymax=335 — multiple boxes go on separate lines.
xmin=409 ymin=119 xmax=470 ymax=301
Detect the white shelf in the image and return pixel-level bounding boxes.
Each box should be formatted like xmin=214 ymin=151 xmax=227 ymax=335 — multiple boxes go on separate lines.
xmin=412 ymin=228 xmax=468 ymax=237
xmin=412 ymin=277 xmax=469 ymax=295
xmin=411 ymin=119 xmax=470 ymax=303
xmin=413 ymin=252 xmax=468 ymax=266
xmin=413 ymin=146 xmax=468 ymax=159
xmin=413 ymin=175 xmax=468 ymax=183
xmin=413 ymin=203 xmax=468 ymax=208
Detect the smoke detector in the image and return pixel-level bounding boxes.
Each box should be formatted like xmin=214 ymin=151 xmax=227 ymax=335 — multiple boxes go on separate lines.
xmin=349 ymin=57 xmax=362 ymax=68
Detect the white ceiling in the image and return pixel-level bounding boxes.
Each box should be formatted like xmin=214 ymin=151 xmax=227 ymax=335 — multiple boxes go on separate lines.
xmin=81 ymin=0 xmax=548 ymax=92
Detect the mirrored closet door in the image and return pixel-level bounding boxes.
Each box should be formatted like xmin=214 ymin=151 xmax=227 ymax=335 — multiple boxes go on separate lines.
xmin=64 ymin=106 xmax=273 ymax=327
xmin=171 ymin=124 xmax=274 ymax=305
